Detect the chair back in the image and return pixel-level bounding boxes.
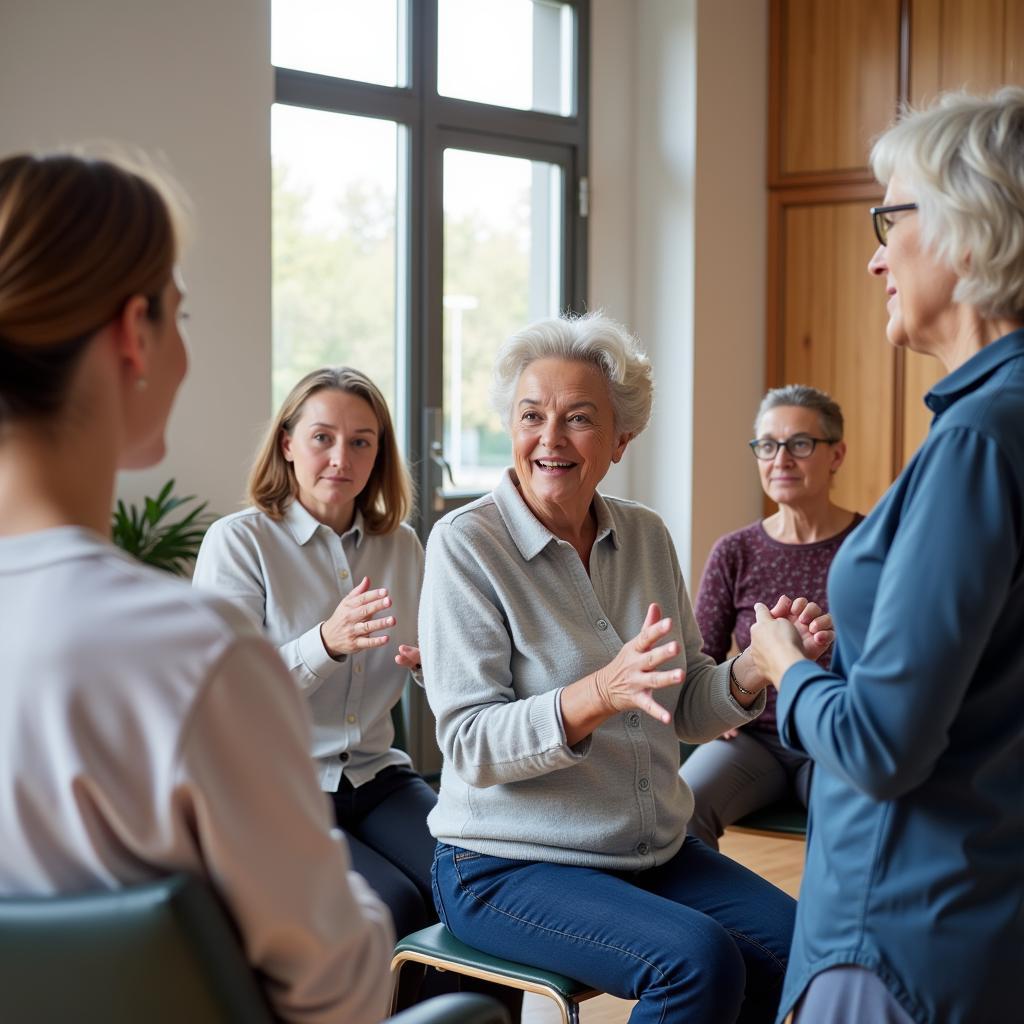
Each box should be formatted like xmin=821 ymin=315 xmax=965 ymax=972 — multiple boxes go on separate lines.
xmin=0 ymin=873 xmax=275 ymax=1023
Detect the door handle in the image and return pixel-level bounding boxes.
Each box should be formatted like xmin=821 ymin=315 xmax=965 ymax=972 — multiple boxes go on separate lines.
xmin=424 ymin=407 xmax=455 ymax=512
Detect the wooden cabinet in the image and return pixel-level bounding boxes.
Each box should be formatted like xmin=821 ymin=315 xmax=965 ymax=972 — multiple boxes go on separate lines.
xmin=768 ymin=0 xmax=1024 ymax=512
xmin=770 ymin=0 xmax=901 ymax=183
xmin=903 ymin=0 xmax=1024 ymax=462
xmin=768 ymin=185 xmax=896 ymax=513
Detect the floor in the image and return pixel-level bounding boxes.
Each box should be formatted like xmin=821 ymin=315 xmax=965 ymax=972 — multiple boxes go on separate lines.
xmin=519 ymin=831 xmax=805 ymax=1023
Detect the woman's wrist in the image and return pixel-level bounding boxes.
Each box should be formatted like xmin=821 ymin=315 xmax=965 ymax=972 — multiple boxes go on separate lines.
xmin=560 ymin=674 xmax=612 ymax=746
xmin=729 ymin=656 xmax=758 ymax=695
xmin=731 ymin=650 xmax=769 ymax=700
xmin=320 ymin=622 xmax=348 ymax=660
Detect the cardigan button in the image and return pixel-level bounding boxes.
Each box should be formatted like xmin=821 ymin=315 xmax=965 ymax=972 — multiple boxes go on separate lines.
xmin=596 ymin=619 xmax=608 ymax=630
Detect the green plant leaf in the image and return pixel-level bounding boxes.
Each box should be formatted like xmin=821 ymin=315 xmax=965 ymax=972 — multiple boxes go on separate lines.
xmin=110 ymin=481 xmax=216 ymax=576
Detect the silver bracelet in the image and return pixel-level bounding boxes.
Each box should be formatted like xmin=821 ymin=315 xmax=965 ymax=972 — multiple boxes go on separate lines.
xmin=729 ymin=656 xmax=757 ymax=696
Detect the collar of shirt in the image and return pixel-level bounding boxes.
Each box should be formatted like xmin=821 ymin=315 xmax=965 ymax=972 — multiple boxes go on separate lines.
xmin=491 ymin=467 xmax=621 ymax=561
xmin=0 ymin=525 xmax=114 ymax=571
xmin=926 ymin=327 xmax=1024 ymax=416
xmin=283 ymin=500 xmax=365 ymax=549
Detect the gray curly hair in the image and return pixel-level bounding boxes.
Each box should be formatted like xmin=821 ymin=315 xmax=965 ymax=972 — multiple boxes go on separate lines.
xmin=490 ymin=312 xmax=654 ymax=437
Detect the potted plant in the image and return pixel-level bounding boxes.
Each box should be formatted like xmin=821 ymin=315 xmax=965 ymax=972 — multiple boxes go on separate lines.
xmin=111 ymin=479 xmax=216 ymax=576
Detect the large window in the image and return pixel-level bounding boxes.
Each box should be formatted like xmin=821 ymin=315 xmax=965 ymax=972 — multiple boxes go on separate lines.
xmin=271 ymin=0 xmax=590 ymax=534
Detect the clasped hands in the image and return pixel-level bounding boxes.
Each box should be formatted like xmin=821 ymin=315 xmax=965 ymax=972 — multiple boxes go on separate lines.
xmin=319 ymin=575 xmax=421 ymax=670
xmin=748 ymin=594 xmax=833 ymax=688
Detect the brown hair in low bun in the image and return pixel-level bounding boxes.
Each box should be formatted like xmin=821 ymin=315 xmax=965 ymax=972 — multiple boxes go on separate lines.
xmin=0 ymin=152 xmax=179 ymax=422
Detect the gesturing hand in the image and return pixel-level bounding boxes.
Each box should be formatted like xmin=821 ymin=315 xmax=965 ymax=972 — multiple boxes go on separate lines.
xmin=320 ymin=576 xmax=396 ymax=658
xmin=593 ymin=603 xmax=685 ymax=726
xmin=394 ymin=644 xmax=421 ymax=671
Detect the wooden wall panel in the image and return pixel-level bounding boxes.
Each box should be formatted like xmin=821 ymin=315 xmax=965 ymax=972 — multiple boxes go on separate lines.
xmin=776 ymin=0 xmax=901 ymax=180
xmin=776 ymin=195 xmax=894 ymax=514
xmin=910 ymin=0 xmax=1022 ymax=102
xmin=901 ymin=0 xmax=1024 ymax=465
xmin=1007 ymin=1 xmax=1024 ymax=81
xmin=830 ymin=203 xmax=896 ymax=512
xmin=782 ymin=206 xmax=837 ymax=387
xmin=770 ymin=0 xmax=1021 ymax=493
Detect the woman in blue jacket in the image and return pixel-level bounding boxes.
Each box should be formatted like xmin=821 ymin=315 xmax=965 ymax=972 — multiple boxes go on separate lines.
xmin=750 ymin=87 xmax=1024 ymax=1024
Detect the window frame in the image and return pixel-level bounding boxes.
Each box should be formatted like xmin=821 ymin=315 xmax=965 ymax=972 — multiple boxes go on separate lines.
xmin=273 ymin=0 xmax=591 ymax=537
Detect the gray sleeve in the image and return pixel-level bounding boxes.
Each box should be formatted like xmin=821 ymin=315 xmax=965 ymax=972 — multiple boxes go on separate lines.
xmin=193 ymin=519 xmax=333 ymax=696
xmin=419 ymin=521 xmax=587 ymax=788
xmin=671 ymin=540 xmax=765 ymax=742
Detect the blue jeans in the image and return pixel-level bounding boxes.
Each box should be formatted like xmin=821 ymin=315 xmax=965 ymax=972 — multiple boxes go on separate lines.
xmin=432 ymin=836 xmax=794 ymax=1024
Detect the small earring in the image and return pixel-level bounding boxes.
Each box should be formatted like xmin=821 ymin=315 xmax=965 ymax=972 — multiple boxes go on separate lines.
xmin=135 ymin=377 xmax=148 ymax=391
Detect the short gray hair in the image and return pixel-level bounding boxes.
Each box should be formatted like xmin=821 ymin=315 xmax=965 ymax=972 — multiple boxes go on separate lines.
xmin=491 ymin=312 xmax=654 ymax=436
xmin=755 ymin=384 xmax=844 ymax=441
xmin=870 ymin=86 xmax=1024 ymax=320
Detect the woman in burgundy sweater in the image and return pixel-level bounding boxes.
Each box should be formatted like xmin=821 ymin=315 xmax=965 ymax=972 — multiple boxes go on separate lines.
xmin=681 ymin=385 xmax=862 ymax=848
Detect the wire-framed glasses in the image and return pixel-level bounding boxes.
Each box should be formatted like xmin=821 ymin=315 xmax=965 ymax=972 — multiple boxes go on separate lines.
xmin=869 ymin=203 xmax=918 ymax=246
xmin=748 ymin=435 xmax=838 ymax=460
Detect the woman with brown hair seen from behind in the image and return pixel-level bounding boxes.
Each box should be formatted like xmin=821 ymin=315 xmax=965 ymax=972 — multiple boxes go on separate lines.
xmin=0 ymin=153 xmax=394 ymax=1023
xmin=194 ymin=366 xmax=438 ymax=942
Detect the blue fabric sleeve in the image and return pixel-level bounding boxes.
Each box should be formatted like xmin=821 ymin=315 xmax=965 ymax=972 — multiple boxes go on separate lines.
xmin=777 ymin=427 xmax=1023 ymax=800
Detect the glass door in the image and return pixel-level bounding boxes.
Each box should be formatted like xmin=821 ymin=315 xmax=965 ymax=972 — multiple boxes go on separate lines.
xmin=421 ymin=134 xmax=576 ymax=529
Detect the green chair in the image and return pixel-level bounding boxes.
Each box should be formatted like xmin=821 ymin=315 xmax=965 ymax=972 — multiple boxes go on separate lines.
xmin=0 ymin=874 xmax=508 ymax=1024
xmin=392 ymin=924 xmax=599 ymax=1024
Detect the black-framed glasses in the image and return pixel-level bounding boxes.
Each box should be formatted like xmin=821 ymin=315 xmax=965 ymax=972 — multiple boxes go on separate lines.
xmin=870 ymin=203 xmax=918 ymax=246
xmin=748 ymin=435 xmax=838 ymax=460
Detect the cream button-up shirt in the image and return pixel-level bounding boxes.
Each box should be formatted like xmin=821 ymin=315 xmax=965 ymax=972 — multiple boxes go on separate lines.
xmin=194 ymin=502 xmax=424 ymax=790
xmin=0 ymin=528 xmax=393 ymax=1024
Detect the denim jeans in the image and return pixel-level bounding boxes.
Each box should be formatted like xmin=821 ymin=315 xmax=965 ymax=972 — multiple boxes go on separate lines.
xmin=432 ymin=836 xmax=795 ymax=1024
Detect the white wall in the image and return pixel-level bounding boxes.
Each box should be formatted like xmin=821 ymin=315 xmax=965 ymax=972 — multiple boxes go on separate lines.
xmin=0 ymin=0 xmax=273 ymax=519
xmin=589 ymin=0 xmax=767 ymax=588
xmin=690 ymin=0 xmax=768 ymax=585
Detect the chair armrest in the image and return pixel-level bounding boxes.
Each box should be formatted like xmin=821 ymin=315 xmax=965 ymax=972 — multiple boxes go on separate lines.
xmin=389 ymin=993 xmax=510 ymax=1024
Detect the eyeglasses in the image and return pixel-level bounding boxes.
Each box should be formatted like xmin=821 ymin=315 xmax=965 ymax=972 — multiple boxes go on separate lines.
xmin=748 ymin=436 xmax=838 ymax=460
xmin=869 ymin=203 xmax=918 ymax=246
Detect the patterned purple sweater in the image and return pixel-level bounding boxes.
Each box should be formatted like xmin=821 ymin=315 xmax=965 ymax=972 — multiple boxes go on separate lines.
xmin=694 ymin=515 xmax=862 ymax=733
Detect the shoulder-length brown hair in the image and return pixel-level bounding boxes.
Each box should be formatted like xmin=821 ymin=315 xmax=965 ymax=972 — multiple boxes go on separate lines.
xmin=248 ymin=367 xmax=413 ymax=535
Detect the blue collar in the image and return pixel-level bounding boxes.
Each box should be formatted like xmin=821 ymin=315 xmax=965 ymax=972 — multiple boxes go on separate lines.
xmin=926 ymin=328 xmax=1024 ymax=416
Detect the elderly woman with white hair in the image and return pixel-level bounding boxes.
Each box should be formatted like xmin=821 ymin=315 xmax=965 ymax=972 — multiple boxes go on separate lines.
xmin=750 ymin=88 xmax=1024 ymax=1024
xmin=420 ymin=313 xmax=833 ymax=1023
